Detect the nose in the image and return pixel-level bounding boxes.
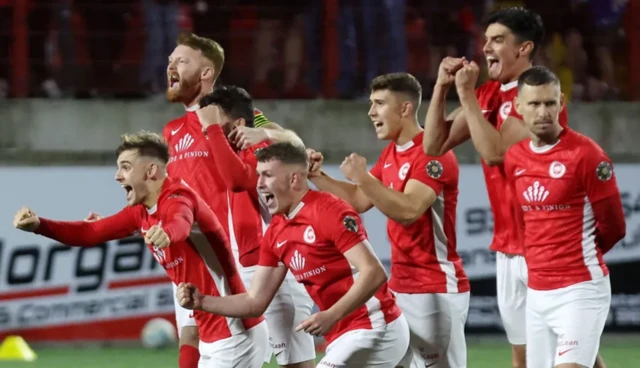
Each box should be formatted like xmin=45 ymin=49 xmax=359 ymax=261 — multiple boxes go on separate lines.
xmin=368 ymin=104 xmax=376 ymax=118
xmin=482 ymin=40 xmax=492 ymax=55
xmin=115 ymin=169 xmax=123 ymax=182
xmin=256 ymin=175 xmax=266 ymax=189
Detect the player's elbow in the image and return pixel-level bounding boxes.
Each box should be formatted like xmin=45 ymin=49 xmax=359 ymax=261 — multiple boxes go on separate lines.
xmin=366 ymin=262 xmax=388 ymax=290
xmin=423 ymin=142 xmax=444 ymax=157
xmin=247 ymin=300 xmax=269 ymax=318
xmin=483 ymin=155 xmax=505 ymax=167
xmin=395 ymin=204 xmax=424 ymax=226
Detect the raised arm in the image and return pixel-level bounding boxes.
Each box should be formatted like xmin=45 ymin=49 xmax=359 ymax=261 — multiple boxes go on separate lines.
xmin=423 ymin=57 xmax=471 ymax=156
xmin=204 ymin=124 xmax=262 ymax=192
xmin=307 ymin=149 xmax=373 ymax=213
xmin=455 ymin=62 xmax=529 ymax=166
xmin=21 ymin=206 xmax=140 ymax=246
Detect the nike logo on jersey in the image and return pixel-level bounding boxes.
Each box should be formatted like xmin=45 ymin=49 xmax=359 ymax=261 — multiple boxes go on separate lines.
xmin=171 ymin=124 xmax=185 ymax=136
xmin=515 ymin=169 xmax=527 ymax=176
xmin=384 ymin=163 xmax=392 ymax=168
xmin=425 ymin=362 xmax=438 ymax=368
xmin=558 ymin=348 xmax=575 ymax=356
xmin=276 ymin=240 xmax=287 ymax=248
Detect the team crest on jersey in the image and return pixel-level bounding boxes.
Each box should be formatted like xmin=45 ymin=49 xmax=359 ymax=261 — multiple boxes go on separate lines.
xmin=548 ymin=161 xmax=566 ymax=179
xmin=499 ymin=101 xmax=513 ymax=120
xmin=343 ymin=216 xmax=358 ymax=233
xmin=426 ymin=160 xmax=443 ymax=179
xmin=303 ymin=225 xmax=316 ymax=244
xmin=398 ymin=162 xmax=411 ymax=180
xmin=596 ymin=161 xmax=613 ymax=181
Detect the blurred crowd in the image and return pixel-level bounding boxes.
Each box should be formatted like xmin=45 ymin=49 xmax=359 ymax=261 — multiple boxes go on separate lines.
xmin=0 ymin=0 xmax=634 ymax=100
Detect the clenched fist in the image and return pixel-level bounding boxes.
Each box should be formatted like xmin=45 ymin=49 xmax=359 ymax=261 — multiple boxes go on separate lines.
xmin=196 ymin=104 xmax=222 ymax=130
xmin=436 ymin=57 xmax=466 ymax=88
xmin=13 ymin=207 xmax=40 ymax=232
xmin=306 ymin=148 xmax=324 ymax=178
xmin=228 ymin=126 xmax=269 ymax=150
xmin=176 ymin=282 xmax=204 ymax=310
xmin=340 ymin=153 xmax=368 ymax=184
xmin=455 ymin=60 xmax=480 ymax=93
xmin=144 ymin=225 xmax=170 ymax=249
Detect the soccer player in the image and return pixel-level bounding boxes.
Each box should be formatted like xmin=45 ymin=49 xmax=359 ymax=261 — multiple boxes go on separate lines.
xmin=175 ymin=142 xmax=410 ymax=368
xmin=195 ymin=85 xmax=316 ymax=368
xmin=12 ymin=131 xmax=268 ymax=368
xmin=308 ymin=73 xmax=470 ymax=368
xmin=420 ymin=8 xmax=591 ymax=367
xmin=504 ymin=66 xmax=625 ymax=368
xmin=163 ymin=32 xmax=304 ymax=367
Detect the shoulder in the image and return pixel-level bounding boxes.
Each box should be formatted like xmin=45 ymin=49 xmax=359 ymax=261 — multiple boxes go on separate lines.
xmin=476 ymin=80 xmax=500 ymax=96
xmin=310 ymin=191 xmax=357 ymax=215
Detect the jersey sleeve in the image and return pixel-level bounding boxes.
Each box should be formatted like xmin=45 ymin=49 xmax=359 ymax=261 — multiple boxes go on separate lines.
xmin=253 ymin=108 xmax=270 ymax=128
xmin=258 ymin=226 xmax=281 ymax=267
xmin=406 ymin=152 xmax=455 ymax=195
xmin=579 ymin=144 xmax=620 ymax=203
xmin=204 ymin=124 xmax=261 ymax=191
xmin=320 ymin=197 xmax=368 ymax=253
xmin=159 ymin=191 xmax=196 ymax=244
xmin=36 ymin=206 xmax=140 ymax=246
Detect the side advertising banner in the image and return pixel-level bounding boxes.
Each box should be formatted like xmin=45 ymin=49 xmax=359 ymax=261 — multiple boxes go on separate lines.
xmin=1 ymin=165 xmax=639 ymax=341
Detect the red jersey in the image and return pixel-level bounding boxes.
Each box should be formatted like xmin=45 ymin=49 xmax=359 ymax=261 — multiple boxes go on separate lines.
xmin=35 ymin=177 xmax=263 ymax=343
xmin=369 ymin=132 xmax=469 ymax=294
xmin=163 ymin=108 xmax=266 ymax=267
xmin=258 ymin=191 xmax=402 ymax=345
xmin=475 ymin=80 xmax=569 ymax=255
xmin=504 ymin=129 xmax=625 ymax=290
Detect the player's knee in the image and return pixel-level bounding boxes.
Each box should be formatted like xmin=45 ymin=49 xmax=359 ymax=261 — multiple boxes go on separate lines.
xmin=179 ymin=326 xmax=200 ymax=347
xmin=511 ymin=344 xmax=526 ymax=368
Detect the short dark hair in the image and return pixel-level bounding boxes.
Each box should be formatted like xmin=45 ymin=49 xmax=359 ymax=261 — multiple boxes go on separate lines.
xmin=255 ymin=142 xmax=308 ymax=168
xmin=483 ymin=7 xmax=545 ymax=59
xmin=370 ymin=72 xmax=422 ymax=106
xmin=116 ymin=131 xmax=170 ymax=164
xmin=177 ymin=32 xmax=225 ymax=81
xmin=199 ymin=85 xmax=255 ymax=127
xmin=518 ymin=66 xmax=560 ymax=91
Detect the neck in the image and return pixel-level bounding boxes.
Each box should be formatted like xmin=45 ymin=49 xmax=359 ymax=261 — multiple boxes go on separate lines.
xmin=142 ymin=175 xmax=167 ymax=209
xmin=185 ymin=83 xmax=214 ymax=109
xmin=505 ymin=62 xmax=534 ymax=84
xmin=393 ymin=120 xmax=423 ymax=146
xmin=531 ymin=126 xmax=563 ymax=147
xmin=285 ymin=187 xmax=309 ymax=217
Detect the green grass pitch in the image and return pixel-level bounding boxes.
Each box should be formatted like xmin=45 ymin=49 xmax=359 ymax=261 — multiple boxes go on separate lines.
xmin=1 ymin=337 xmax=639 ymax=367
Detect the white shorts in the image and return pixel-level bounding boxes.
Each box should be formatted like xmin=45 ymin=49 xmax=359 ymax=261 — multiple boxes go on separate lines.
xmin=319 ymin=314 xmax=410 ymax=368
xmin=496 ymin=252 xmax=528 ymax=345
xmin=172 ymin=282 xmax=197 ymax=337
xmin=198 ymin=321 xmax=269 ymax=368
xmin=241 ymin=265 xmax=316 ymax=365
xmin=526 ymin=276 xmax=611 ymax=368
xmin=394 ymin=291 xmax=470 ymax=368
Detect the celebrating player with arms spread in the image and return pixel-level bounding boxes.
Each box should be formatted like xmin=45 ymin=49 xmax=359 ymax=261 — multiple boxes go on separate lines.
xmin=504 ymin=66 xmax=625 ymax=368
xmin=176 ymin=143 xmax=409 ymax=368
xmin=13 ymin=132 xmax=268 ymax=367
xmin=419 ymin=7 xmax=615 ymax=367
xmin=194 ymin=85 xmax=316 ymax=368
xmin=308 ymin=73 xmax=469 ymax=368
xmin=162 ymin=33 xmax=310 ymax=367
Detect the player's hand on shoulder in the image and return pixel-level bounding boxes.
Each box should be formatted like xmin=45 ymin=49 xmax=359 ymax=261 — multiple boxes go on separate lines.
xmin=84 ymin=212 xmax=104 ymax=222
xmin=176 ymin=282 xmax=204 ymax=310
xmin=229 ymin=126 xmax=268 ymax=150
xmin=437 ymin=56 xmax=466 ymax=88
xmin=13 ymin=206 xmax=40 ymax=232
xmin=295 ymin=310 xmax=339 ymax=337
xmin=144 ymin=225 xmax=170 ymax=249
xmin=306 ymin=148 xmax=324 ymax=177
xmin=455 ymin=60 xmax=480 ymax=92
xmin=196 ymin=104 xmax=222 ymax=130
xmin=340 ymin=153 xmax=368 ymax=184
